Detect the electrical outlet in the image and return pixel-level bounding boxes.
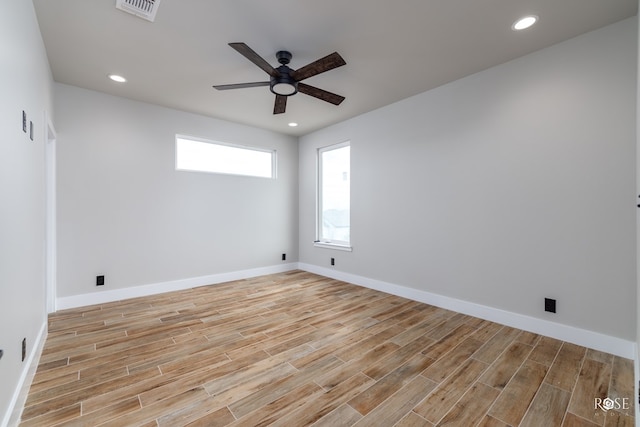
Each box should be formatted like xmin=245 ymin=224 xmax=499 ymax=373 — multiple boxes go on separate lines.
xmin=331 ymin=258 xmax=335 ymax=266
xmin=21 ymin=338 xmax=26 ymax=362
xmin=544 ymin=298 xmax=556 ymax=313
xmin=96 ymin=275 xmax=105 ymax=286
xmin=22 ymin=111 xmax=27 ymax=133
xmin=282 ymin=253 xmax=286 ymax=261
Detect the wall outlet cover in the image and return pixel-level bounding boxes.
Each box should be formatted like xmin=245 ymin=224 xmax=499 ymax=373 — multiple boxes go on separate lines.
xmin=544 ymin=298 xmax=556 ymax=313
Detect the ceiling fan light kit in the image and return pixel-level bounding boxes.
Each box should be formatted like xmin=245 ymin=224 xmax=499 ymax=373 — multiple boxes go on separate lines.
xmin=213 ymin=42 xmax=346 ymax=115
xmin=271 ymin=81 xmax=297 ymax=96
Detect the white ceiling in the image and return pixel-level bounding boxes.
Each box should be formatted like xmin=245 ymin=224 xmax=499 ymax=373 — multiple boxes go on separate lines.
xmin=33 ymin=0 xmax=637 ymax=136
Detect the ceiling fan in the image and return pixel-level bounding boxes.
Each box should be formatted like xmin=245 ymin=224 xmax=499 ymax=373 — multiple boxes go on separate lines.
xmin=213 ymin=43 xmax=346 ymax=114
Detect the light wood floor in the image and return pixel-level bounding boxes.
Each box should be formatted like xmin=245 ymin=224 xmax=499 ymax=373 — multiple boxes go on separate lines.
xmin=20 ymin=270 xmax=634 ymax=426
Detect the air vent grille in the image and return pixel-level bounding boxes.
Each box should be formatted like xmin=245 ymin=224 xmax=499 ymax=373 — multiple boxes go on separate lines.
xmin=116 ymin=0 xmax=161 ymax=22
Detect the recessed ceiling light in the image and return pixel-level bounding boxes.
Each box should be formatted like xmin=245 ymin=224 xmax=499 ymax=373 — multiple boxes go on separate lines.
xmin=288 ymin=122 xmax=298 ymax=127
xmin=108 ymin=74 xmax=127 ymax=83
xmin=512 ymin=15 xmax=538 ymax=31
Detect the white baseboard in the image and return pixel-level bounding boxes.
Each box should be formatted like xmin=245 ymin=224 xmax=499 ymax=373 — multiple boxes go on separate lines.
xmin=54 ymin=262 xmax=635 ymax=359
xmin=56 ymin=263 xmax=299 ymax=310
xmin=3 ymin=320 xmax=47 ymax=427
xmin=298 ymin=263 xmax=636 ymax=359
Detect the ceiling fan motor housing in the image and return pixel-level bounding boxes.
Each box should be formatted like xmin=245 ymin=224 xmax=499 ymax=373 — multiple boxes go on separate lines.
xmin=270 ymin=63 xmax=298 ymax=96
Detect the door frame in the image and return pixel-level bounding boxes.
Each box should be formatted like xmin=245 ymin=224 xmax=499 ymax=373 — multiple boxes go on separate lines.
xmin=45 ymin=111 xmax=57 ymax=313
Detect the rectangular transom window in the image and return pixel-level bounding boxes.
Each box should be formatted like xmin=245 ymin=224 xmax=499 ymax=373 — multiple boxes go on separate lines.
xmin=317 ymin=141 xmax=350 ymax=248
xmin=176 ymin=135 xmax=275 ymax=178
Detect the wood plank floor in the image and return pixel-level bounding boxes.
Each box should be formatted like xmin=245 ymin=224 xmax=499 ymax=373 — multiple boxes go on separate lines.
xmin=20 ymin=271 xmax=635 ymax=426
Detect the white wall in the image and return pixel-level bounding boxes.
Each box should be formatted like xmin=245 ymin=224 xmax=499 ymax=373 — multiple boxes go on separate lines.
xmin=55 ymin=84 xmax=298 ymax=299
xmin=0 ymin=0 xmax=53 ymax=424
xmin=300 ymin=18 xmax=637 ymax=342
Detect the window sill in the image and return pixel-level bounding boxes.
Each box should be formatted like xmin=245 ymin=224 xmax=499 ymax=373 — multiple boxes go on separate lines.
xmin=314 ymin=242 xmax=353 ymax=252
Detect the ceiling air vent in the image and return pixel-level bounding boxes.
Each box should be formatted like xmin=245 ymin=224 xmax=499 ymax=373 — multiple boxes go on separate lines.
xmin=116 ymin=0 xmax=161 ymax=22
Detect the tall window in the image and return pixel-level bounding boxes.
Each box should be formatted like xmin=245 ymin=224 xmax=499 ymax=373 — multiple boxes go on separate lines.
xmin=317 ymin=142 xmax=350 ymax=247
xmin=176 ymin=135 xmax=275 ymax=179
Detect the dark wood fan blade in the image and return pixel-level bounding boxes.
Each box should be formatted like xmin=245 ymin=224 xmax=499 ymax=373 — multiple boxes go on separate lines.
xmin=213 ymin=81 xmax=270 ymax=90
xmin=273 ymin=94 xmax=287 ymax=114
xmin=229 ymin=42 xmax=280 ymax=77
xmin=298 ymin=83 xmax=345 ymax=105
xmin=291 ymin=52 xmax=346 ymax=81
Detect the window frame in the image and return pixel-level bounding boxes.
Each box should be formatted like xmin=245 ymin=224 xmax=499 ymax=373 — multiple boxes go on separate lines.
xmin=175 ymin=134 xmax=277 ymax=179
xmin=315 ymin=141 xmax=352 ymax=251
